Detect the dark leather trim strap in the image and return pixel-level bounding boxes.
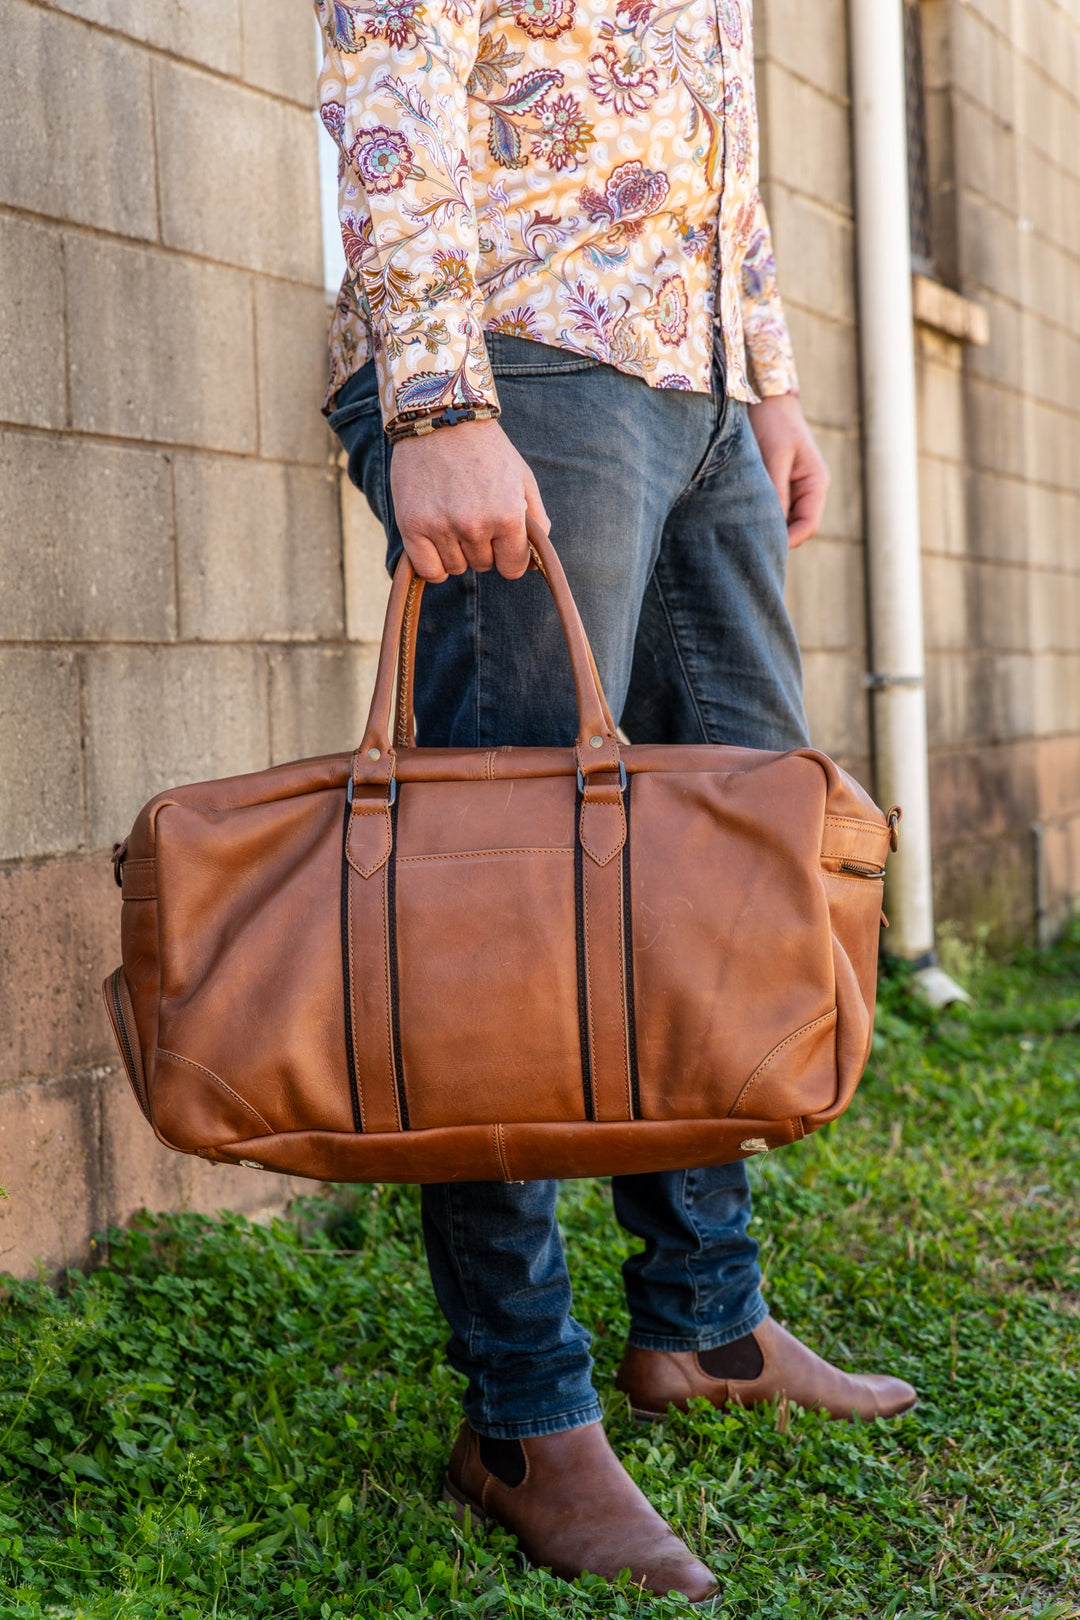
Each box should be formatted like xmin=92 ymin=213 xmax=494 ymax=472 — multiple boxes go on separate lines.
xmin=579 ymin=780 xmax=634 ymax=1123
xmin=340 ymin=792 xmax=363 ymax=1132
xmin=573 ymin=785 xmax=596 ymax=1123
xmin=621 ymin=776 xmax=641 ymax=1119
xmin=386 ymin=791 xmax=409 ymax=1129
xmin=345 ymin=794 xmax=403 ymax=1135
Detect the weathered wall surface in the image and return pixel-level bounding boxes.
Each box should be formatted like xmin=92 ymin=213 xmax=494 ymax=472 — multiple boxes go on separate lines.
xmin=758 ymin=0 xmax=1080 ymax=945
xmin=919 ymin=0 xmax=1080 ymax=942
xmin=0 ymin=0 xmax=385 ymax=1274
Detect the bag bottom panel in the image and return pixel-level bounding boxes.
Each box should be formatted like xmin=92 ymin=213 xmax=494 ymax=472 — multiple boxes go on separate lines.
xmin=192 ymin=1115 xmax=807 ymax=1184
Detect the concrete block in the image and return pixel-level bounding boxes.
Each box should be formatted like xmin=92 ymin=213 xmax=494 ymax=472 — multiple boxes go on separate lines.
xmin=929 ymin=739 xmax=1037 ymax=846
xmin=1034 ymin=733 xmax=1080 ymax=822
xmin=957 ymin=190 xmax=1022 ymax=306
xmin=66 ymin=236 xmax=256 ymax=453
xmin=951 ymin=4 xmax=1015 ymax=121
xmin=154 ymin=58 xmax=322 ymax=282
xmin=964 ymin=377 xmax=1028 ymax=481
xmin=50 ymin=0 xmax=242 ymax=75
xmin=1029 ymin=569 xmax=1080 ymax=654
xmin=801 ymin=649 xmax=869 ymax=763
xmin=0 ymin=652 xmax=83 ymax=860
xmin=755 ymin=0 xmax=849 ymax=101
xmin=1032 ymin=653 xmax=1080 ymax=737
xmin=82 ymin=647 xmax=270 ymax=849
xmin=0 ymin=1071 xmax=100 ymax=1275
xmin=268 ymin=644 xmax=380 ymax=764
xmin=921 ymin=554 xmax=971 ymax=653
xmin=964 ymin=294 xmax=1022 ymax=392
xmin=0 ymin=434 xmax=174 ymax=641
xmin=803 ymin=425 xmax=862 ymax=543
xmin=925 ymin=651 xmax=977 ymax=749
xmin=785 ymin=538 xmax=865 ymax=654
xmin=240 ymin=0 xmax=316 ymax=104
xmin=1027 ymin=399 xmax=1078 ymax=491
xmin=953 ymin=94 xmax=1018 ymax=214
xmin=916 ymin=339 xmax=965 ymax=464
xmin=763 ymin=186 xmax=856 ymax=325
xmin=932 ymin=830 xmax=1033 ymax=950
xmin=0 ymin=857 xmax=118 ymax=1087
xmin=758 ymin=62 xmax=851 ymax=215
xmin=918 ymin=453 xmax=967 ymax=559
xmin=970 ymin=560 xmax=1031 ymax=654
xmin=254 ymin=278 xmax=336 ymax=465
xmin=966 ymin=470 xmax=1032 ymax=566
xmin=342 ymin=469 xmax=393 ymax=642
xmin=988 ymin=652 xmax=1035 ymax=741
xmin=174 ymin=456 xmax=343 ymax=641
xmin=780 ymin=304 xmax=859 ymax=432
xmin=0 ymin=0 xmax=156 ymax=238
xmin=0 ymin=216 xmax=66 ymax=429
xmin=98 ymin=1067 xmax=309 ymax=1237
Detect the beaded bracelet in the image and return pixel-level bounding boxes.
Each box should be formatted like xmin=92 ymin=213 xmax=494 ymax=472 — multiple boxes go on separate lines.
xmin=385 ymin=403 xmax=501 ymax=444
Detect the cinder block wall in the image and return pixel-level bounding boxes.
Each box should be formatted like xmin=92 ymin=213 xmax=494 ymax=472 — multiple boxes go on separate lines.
xmin=921 ymin=0 xmax=1080 ymax=942
xmin=758 ymin=0 xmax=1080 ymax=946
xmin=755 ymin=0 xmax=871 ymax=790
xmin=0 ymin=0 xmax=384 ymax=1273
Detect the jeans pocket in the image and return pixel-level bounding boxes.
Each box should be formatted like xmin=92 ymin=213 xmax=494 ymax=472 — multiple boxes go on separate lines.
xmin=486 ymin=332 xmax=606 ymax=377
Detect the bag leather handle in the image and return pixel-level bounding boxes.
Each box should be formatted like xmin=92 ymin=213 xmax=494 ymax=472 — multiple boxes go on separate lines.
xmin=392 ymin=521 xmax=618 ymax=750
xmin=351 ymin=519 xmax=621 ymax=793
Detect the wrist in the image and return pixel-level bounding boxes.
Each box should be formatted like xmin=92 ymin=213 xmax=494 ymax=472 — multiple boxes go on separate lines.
xmin=385 ymin=403 xmax=500 ymax=444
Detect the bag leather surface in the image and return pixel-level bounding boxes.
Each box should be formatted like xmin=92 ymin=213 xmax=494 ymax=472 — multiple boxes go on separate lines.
xmin=103 ymin=524 xmax=898 ymax=1185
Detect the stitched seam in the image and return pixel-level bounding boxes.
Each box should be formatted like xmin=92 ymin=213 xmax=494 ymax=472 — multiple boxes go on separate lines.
xmin=158 ymin=1050 xmax=272 ymax=1133
xmin=824 ymin=815 xmax=886 ymax=831
xmin=821 ymin=850 xmax=886 ymax=863
xmin=730 ymin=1009 xmax=838 ymax=1116
xmin=348 ymin=873 xmax=367 ymax=1130
xmin=824 ymin=871 xmax=886 ymax=886
xmin=497 ymin=1123 xmax=513 ymax=1181
xmin=485 ymin=749 xmax=496 ymax=781
xmin=397 ymin=847 xmax=571 ymax=864
xmin=492 ymin=1123 xmax=510 ymax=1180
xmin=380 ymin=866 xmax=402 ymax=1131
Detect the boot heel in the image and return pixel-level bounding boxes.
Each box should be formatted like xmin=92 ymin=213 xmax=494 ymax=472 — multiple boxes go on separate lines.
xmin=442 ymin=1472 xmax=489 ymax=1528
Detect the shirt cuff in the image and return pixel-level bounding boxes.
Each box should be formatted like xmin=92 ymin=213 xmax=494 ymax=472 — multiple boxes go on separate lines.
xmin=372 ymin=307 xmax=500 ymax=431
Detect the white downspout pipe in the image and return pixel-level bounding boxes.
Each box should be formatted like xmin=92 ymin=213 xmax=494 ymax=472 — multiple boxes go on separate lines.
xmin=848 ymin=0 xmax=968 ymax=1006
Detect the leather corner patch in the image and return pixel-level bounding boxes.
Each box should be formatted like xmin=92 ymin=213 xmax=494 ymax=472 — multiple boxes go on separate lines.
xmin=346 ymin=804 xmax=393 ymax=878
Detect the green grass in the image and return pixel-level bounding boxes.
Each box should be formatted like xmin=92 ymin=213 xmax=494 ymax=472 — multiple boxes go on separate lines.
xmin=1 ymin=930 xmax=1078 ymax=1619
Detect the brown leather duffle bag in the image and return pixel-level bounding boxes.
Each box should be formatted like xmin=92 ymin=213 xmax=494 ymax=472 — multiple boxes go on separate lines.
xmin=103 ymin=525 xmax=898 ymax=1186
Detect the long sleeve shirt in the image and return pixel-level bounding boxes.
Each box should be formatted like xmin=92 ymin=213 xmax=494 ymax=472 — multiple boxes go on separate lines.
xmin=315 ymin=0 xmax=798 ymax=427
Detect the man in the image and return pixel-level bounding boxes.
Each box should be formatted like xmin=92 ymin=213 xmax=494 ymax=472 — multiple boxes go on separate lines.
xmin=316 ymin=0 xmax=916 ymax=1600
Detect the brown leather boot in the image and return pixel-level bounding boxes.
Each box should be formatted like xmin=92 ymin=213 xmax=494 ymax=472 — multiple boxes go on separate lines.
xmin=616 ymin=1316 xmax=917 ymax=1422
xmin=442 ymin=1419 xmax=719 ymax=1603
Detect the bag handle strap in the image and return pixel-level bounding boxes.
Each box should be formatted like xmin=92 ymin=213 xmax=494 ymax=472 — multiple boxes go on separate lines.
xmin=351 ymin=519 xmax=621 ymax=794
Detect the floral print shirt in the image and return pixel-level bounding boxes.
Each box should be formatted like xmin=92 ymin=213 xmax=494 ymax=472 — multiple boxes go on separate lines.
xmin=315 ymin=0 xmax=798 ymax=427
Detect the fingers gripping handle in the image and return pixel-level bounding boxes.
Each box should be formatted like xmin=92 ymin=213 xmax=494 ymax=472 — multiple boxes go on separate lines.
xmin=356 ymin=520 xmax=621 ymax=776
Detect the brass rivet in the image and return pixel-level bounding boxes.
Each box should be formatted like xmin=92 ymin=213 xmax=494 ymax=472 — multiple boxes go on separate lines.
xmin=366 ymin=747 xmax=381 ymax=760
xmin=589 ymin=734 xmax=604 ymax=748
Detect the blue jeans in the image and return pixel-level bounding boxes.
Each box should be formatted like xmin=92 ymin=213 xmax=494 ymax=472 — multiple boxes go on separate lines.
xmin=330 ymin=334 xmax=809 ymax=1439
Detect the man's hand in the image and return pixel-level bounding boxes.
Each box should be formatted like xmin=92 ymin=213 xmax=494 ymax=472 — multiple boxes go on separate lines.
xmin=748 ymin=393 xmax=829 ymax=549
xmin=390 ymin=418 xmax=550 ymax=583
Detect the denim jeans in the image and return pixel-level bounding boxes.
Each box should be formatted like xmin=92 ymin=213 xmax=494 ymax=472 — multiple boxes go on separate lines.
xmin=329 ymin=334 xmax=810 ymax=1439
